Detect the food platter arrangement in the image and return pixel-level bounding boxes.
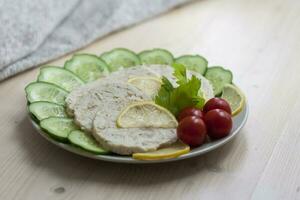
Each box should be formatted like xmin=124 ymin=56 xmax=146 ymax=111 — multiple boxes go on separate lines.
xmin=25 ymin=48 xmax=248 ymax=163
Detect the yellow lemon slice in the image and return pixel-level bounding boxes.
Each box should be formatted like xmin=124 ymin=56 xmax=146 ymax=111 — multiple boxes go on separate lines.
xmin=221 ymin=84 xmax=245 ymax=116
xmin=132 ymin=140 xmax=190 ymax=160
xmin=117 ymin=101 xmax=178 ymax=128
xmin=128 ymin=76 xmax=162 ymax=97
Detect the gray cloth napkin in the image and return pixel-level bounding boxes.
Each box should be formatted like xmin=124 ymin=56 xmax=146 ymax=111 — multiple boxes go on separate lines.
xmin=0 ymin=0 xmax=191 ymax=81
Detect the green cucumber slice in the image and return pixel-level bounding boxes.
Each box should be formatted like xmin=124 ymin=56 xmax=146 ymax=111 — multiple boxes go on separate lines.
xmin=100 ymin=48 xmax=141 ymax=72
xmin=139 ymin=48 xmax=174 ymax=65
xmin=175 ymin=55 xmax=208 ymax=75
xmin=68 ymin=130 xmax=109 ymax=154
xmin=38 ymin=66 xmax=84 ymax=92
xmin=204 ymin=66 xmax=233 ymax=96
xmin=64 ymin=54 xmax=109 ymax=82
xmin=29 ymin=102 xmax=67 ymax=121
xmin=40 ymin=117 xmax=78 ymax=142
xmin=25 ymin=82 xmax=68 ymax=105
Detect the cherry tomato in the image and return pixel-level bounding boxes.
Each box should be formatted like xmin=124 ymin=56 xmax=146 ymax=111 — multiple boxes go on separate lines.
xmin=203 ymin=98 xmax=232 ymax=115
xmin=178 ymin=107 xmax=204 ymax=121
xmin=177 ymin=116 xmax=207 ymax=147
xmin=204 ymin=109 xmax=232 ymax=139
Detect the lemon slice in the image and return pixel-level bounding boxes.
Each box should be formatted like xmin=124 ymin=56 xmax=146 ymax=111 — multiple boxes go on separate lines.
xmin=132 ymin=140 xmax=190 ymax=160
xmin=117 ymin=101 xmax=178 ymax=128
xmin=221 ymin=84 xmax=245 ymax=116
xmin=128 ymin=76 xmax=162 ymax=97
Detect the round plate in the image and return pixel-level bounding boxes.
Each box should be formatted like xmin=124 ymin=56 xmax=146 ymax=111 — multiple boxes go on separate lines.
xmin=29 ymin=102 xmax=248 ymax=164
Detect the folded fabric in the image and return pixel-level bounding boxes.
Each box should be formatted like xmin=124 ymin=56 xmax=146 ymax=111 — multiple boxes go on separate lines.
xmin=0 ymin=0 xmax=191 ymax=81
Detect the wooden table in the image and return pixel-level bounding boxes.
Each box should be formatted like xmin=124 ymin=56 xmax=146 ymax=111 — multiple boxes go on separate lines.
xmin=1 ymin=0 xmax=300 ymax=199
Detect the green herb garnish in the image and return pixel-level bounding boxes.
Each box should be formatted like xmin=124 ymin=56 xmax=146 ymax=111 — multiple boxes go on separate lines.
xmin=155 ymin=63 xmax=205 ymax=116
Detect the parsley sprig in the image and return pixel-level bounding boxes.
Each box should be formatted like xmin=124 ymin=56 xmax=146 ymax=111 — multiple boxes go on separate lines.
xmin=155 ymin=63 xmax=205 ymax=116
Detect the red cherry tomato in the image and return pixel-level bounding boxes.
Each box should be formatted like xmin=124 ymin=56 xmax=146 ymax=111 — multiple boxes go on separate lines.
xmin=178 ymin=107 xmax=204 ymax=121
xmin=177 ymin=116 xmax=207 ymax=147
xmin=204 ymin=109 xmax=232 ymax=139
xmin=203 ymin=98 xmax=232 ymax=115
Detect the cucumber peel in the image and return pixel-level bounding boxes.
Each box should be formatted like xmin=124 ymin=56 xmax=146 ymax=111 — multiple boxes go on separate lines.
xmin=68 ymin=130 xmax=109 ymax=154
xmin=38 ymin=66 xmax=84 ymax=92
xmin=101 ymin=48 xmax=141 ymax=72
xmin=175 ymin=55 xmax=208 ymax=75
xmin=40 ymin=117 xmax=78 ymax=142
xmin=25 ymin=82 xmax=68 ymax=105
xmin=65 ymin=54 xmax=109 ymax=82
xmin=204 ymin=66 xmax=233 ymax=96
xmin=139 ymin=48 xmax=174 ymax=65
xmin=29 ymin=102 xmax=67 ymax=121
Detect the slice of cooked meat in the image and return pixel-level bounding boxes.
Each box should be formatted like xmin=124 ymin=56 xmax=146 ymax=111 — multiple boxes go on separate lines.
xmin=71 ymin=82 xmax=150 ymax=132
xmin=92 ymin=126 xmax=177 ymax=155
xmin=65 ymin=66 xmax=158 ymax=116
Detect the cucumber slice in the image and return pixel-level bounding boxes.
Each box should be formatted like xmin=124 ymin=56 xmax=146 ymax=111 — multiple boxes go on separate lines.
xmin=38 ymin=66 xmax=84 ymax=92
xmin=175 ymin=55 xmax=208 ymax=75
xmin=29 ymin=102 xmax=67 ymax=121
xmin=68 ymin=130 xmax=109 ymax=154
xmin=100 ymin=48 xmax=141 ymax=72
xmin=25 ymin=82 xmax=68 ymax=105
xmin=40 ymin=117 xmax=78 ymax=142
xmin=139 ymin=48 xmax=174 ymax=65
xmin=204 ymin=66 xmax=233 ymax=96
xmin=64 ymin=54 xmax=109 ymax=82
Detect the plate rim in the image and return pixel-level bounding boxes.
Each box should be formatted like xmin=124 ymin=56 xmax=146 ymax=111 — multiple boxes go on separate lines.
xmin=28 ymin=101 xmax=248 ymax=164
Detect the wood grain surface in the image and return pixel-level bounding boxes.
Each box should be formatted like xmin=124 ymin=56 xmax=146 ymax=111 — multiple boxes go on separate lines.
xmin=1 ymin=0 xmax=300 ymax=199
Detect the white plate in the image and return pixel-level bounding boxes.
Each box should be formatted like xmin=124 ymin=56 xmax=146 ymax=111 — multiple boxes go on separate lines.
xmin=30 ymin=102 xmax=248 ymax=164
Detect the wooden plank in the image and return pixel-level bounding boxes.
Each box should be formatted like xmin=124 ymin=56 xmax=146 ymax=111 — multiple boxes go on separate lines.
xmin=0 ymin=0 xmax=300 ymax=199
